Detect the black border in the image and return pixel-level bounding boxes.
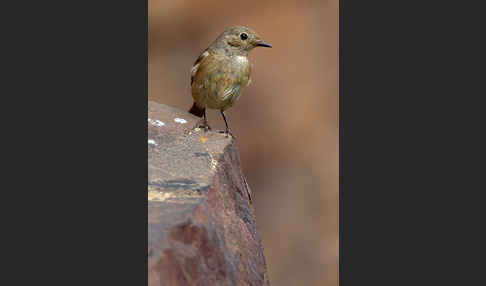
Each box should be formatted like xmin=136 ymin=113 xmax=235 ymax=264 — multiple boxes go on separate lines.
xmin=340 ymin=0 xmax=485 ymax=285
xmin=3 ymin=0 xmax=148 ymax=284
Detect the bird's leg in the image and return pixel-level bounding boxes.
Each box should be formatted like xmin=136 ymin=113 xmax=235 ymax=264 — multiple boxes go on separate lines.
xmin=219 ymin=110 xmax=235 ymax=138
xmin=198 ymin=109 xmax=212 ymax=131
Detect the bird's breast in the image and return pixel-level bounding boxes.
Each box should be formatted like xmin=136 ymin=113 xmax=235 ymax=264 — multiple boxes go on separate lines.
xmin=234 ymin=55 xmax=249 ymax=65
xmin=229 ymin=55 xmax=251 ymax=85
xmin=231 ymin=56 xmax=250 ymax=72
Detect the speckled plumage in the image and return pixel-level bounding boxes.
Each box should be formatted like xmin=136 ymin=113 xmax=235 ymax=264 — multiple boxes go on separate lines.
xmin=188 ymin=26 xmax=271 ymax=137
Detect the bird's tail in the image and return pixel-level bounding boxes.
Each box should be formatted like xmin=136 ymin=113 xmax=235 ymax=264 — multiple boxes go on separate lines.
xmin=188 ymin=102 xmax=205 ymax=117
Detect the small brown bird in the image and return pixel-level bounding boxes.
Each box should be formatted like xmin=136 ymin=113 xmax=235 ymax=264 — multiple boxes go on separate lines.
xmin=188 ymin=26 xmax=272 ymax=137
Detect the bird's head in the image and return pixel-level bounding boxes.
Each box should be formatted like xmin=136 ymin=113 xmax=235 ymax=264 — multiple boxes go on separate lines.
xmin=214 ymin=26 xmax=272 ymax=55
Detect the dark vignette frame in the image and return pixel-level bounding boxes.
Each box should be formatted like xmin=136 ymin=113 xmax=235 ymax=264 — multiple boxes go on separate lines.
xmin=3 ymin=0 xmax=149 ymax=284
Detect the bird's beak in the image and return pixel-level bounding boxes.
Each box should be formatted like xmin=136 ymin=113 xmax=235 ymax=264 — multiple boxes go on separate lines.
xmin=257 ymin=40 xmax=272 ymax=48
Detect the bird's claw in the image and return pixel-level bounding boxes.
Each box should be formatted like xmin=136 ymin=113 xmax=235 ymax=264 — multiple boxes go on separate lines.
xmin=218 ymin=129 xmax=236 ymax=139
xmin=196 ymin=120 xmax=212 ymax=132
xmin=201 ymin=124 xmax=212 ymax=132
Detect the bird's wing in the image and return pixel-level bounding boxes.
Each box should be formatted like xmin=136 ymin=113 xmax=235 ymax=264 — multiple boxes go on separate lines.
xmin=192 ymin=53 xmax=249 ymax=104
xmin=222 ymin=83 xmax=241 ymax=101
xmin=191 ymin=50 xmax=209 ymax=86
xmin=192 ymin=53 xmax=232 ymax=89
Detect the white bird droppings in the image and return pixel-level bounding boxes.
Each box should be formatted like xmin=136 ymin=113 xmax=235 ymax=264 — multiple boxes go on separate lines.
xmin=148 ymin=118 xmax=165 ymax=127
xmin=174 ymin=118 xmax=187 ymax=124
xmin=148 ymin=139 xmax=157 ymax=146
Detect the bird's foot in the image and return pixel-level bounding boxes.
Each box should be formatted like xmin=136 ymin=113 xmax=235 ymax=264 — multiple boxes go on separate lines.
xmin=218 ymin=129 xmax=236 ymax=139
xmin=195 ymin=119 xmax=212 ymax=132
xmin=201 ymin=124 xmax=212 ymax=132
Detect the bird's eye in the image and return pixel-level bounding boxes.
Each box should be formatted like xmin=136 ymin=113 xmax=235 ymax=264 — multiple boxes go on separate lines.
xmin=240 ymin=33 xmax=248 ymax=40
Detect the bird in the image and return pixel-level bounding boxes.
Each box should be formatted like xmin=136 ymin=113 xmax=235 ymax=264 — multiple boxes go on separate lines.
xmin=188 ymin=26 xmax=272 ymax=138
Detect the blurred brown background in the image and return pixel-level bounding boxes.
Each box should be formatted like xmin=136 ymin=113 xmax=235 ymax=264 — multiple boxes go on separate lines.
xmin=149 ymin=0 xmax=338 ymax=285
